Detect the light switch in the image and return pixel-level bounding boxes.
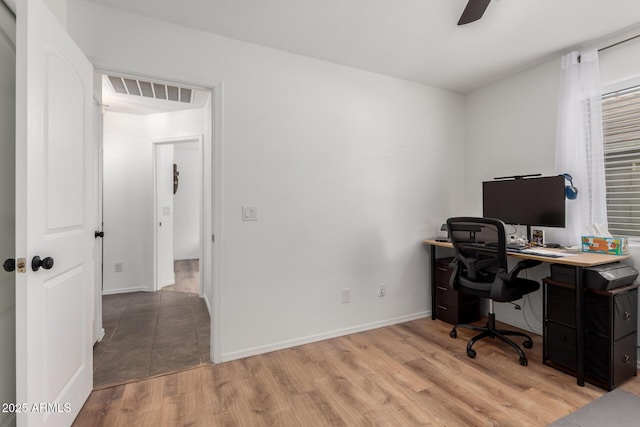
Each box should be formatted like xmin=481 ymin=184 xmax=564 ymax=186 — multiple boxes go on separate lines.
xmin=163 ymin=206 xmax=171 ymax=216
xmin=242 ymin=205 xmax=258 ymax=221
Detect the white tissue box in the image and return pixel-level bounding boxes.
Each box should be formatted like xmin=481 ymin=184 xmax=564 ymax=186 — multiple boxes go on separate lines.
xmin=581 ymin=236 xmax=629 ymax=255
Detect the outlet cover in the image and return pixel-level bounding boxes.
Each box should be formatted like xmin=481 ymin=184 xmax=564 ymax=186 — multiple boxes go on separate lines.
xmin=378 ymin=283 xmax=386 ymax=297
xmin=341 ymin=288 xmax=351 ymax=304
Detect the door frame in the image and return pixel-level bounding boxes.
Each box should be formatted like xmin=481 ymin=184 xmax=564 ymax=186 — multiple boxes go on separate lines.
xmin=152 ymin=136 xmax=204 ymax=296
xmin=94 ymin=66 xmax=223 ymax=364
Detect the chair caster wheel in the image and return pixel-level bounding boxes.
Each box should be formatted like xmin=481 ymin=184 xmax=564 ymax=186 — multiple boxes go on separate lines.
xmin=467 ymin=349 xmax=476 ymax=358
xmin=523 ymin=340 xmax=533 ymax=349
xmin=450 ymin=330 xmax=457 ymax=338
xmin=519 ymin=357 xmax=528 ymax=366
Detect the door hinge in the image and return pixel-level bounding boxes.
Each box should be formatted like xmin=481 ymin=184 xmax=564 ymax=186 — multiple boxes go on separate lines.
xmin=212 ymin=234 xmax=215 ymax=243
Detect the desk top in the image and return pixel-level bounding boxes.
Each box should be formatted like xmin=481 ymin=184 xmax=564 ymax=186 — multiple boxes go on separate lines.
xmin=423 ymin=239 xmax=630 ymax=267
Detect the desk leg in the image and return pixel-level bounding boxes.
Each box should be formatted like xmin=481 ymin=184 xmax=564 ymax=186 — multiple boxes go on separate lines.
xmin=575 ymin=265 xmax=584 ymax=386
xmin=429 ymin=244 xmax=436 ymax=320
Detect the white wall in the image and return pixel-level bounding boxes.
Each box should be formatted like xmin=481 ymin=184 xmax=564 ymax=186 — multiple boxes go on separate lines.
xmin=464 ymin=37 xmax=640 ymax=346
xmin=102 ymin=109 xmax=206 ymax=294
xmin=102 ymin=113 xmax=152 ymax=293
xmin=173 ymin=142 xmax=200 ymax=260
xmin=44 ymin=0 xmax=66 ymax=28
xmin=68 ymin=0 xmax=466 ymax=359
xmin=0 ymin=5 xmax=15 ymax=426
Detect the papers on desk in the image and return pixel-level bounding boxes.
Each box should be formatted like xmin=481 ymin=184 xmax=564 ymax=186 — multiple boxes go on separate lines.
xmin=518 ymin=248 xmax=577 ymax=258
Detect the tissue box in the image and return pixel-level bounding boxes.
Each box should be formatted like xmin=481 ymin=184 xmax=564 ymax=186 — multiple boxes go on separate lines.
xmin=581 ymin=236 xmax=629 ymax=255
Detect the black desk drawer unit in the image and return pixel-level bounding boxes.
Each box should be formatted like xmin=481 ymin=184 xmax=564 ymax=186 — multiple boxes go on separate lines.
xmin=433 ymin=258 xmax=480 ymax=325
xmin=543 ymin=278 xmax=638 ymax=390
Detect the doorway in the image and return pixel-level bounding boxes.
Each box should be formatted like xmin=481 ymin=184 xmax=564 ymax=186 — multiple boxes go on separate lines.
xmin=0 ymin=1 xmax=15 ymax=424
xmin=93 ymin=72 xmax=214 ymax=386
xmin=154 ymin=137 xmax=203 ymax=295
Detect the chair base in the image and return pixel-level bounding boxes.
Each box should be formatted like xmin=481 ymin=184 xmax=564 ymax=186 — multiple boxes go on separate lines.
xmin=450 ymin=312 xmax=533 ymax=366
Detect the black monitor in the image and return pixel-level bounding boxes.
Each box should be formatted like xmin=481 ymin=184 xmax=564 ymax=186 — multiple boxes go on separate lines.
xmin=482 ymin=175 xmax=566 ymax=228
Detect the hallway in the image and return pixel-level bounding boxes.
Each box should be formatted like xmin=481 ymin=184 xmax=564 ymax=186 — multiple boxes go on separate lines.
xmin=93 ymin=288 xmax=210 ymax=387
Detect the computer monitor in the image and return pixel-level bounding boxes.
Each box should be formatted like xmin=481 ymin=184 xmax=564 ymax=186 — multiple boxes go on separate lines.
xmin=482 ymin=175 xmax=566 ymax=229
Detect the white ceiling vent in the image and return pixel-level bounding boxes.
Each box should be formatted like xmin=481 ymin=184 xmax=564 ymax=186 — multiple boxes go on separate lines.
xmin=107 ymin=75 xmax=193 ymax=104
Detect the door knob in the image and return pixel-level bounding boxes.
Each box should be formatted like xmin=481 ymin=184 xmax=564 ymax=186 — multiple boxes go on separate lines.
xmin=2 ymin=259 xmax=15 ymax=272
xmin=32 ymin=256 xmax=54 ymax=272
xmin=95 ymin=231 xmax=104 ymax=238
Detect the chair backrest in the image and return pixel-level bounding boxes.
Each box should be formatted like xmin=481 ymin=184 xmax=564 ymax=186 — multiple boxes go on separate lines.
xmin=446 ymin=217 xmax=508 ymax=285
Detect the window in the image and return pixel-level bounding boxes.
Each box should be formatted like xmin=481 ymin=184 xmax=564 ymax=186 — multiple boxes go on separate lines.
xmin=603 ymin=84 xmax=640 ymax=237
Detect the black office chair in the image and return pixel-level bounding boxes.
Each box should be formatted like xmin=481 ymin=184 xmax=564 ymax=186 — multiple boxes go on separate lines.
xmin=446 ymin=217 xmax=541 ymax=366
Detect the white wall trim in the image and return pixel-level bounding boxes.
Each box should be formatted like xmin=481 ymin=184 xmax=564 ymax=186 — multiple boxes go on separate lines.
xmin=152 ymin=135 xmax=203 ymax=294
xmin=221 ymin=311 xmax=430 ymax=362
xmin=202 ymin=291 xmax=211 ymax=314
xmin=602 ymin=74 xmax=640 ymax=96
xmin=159 ymin=279 xmax=175 ymax=288
xmin=93 ymin=63 xmax=223 ymax=363
xmin=101 ymin=286 xmax=152 ymax=295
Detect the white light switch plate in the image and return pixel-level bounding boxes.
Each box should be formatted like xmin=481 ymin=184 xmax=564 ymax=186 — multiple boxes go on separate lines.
xmin=242 ymin=205 xmax=258 ymax=221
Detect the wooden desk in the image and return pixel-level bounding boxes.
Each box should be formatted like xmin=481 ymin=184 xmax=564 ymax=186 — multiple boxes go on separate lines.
xmin=423 ymin=239 xmax=630 ymax=387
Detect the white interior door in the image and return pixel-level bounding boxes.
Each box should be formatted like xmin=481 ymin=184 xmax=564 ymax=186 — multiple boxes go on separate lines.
xmin=15 ymin=0 xmax=95 ymax=425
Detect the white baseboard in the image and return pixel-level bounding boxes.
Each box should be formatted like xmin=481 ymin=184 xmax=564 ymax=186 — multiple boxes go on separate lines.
xmin=159 ymin=280 xmax=175 ymax=289
xmin=101 ymin=286 xmax=152 ymax=295
xmin=202 ymin=292 xmax=211 ymax=315
xmin=96 ymin=327 xmax=105 ymax=343
xmin=221 ymin=311 xmax=430 ymax=362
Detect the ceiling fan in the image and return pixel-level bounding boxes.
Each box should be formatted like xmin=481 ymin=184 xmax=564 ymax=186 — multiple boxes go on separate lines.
xmin=458 ymin=0 xmax=491 ymax=25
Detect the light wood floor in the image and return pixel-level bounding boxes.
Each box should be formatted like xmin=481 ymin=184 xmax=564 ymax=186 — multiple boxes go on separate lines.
xmin=74 ymin=318 xmax=640 ymax=426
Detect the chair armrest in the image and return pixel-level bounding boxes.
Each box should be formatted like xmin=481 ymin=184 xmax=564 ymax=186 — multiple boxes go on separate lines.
xmin=508 ymin=259 xmax=542 ymax=280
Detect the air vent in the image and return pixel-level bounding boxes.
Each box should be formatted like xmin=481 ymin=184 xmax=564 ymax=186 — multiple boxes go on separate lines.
xmin=107 ymin=75 xmax=193 ymax=103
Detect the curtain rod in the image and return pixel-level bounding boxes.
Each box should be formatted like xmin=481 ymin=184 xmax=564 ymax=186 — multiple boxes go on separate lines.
xmin=598 ymin=33 xmax=640 ymax=53
xmin=578 ymin=33 xmax=640 ymax=62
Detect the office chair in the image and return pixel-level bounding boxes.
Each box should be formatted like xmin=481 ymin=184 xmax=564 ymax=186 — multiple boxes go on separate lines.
xmin=446 ymin=217 xmax=541 ymax=366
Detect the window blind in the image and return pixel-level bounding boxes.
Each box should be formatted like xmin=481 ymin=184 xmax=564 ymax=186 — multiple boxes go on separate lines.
xmin=603 ymin=84 xmax=640 ymax=237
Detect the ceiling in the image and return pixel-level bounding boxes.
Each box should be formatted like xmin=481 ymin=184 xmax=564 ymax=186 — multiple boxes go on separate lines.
xmin=84 ymin=0 xmax=640 ymax=93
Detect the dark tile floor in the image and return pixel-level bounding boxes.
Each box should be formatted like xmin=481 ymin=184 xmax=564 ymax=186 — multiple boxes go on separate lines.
xmin=93 ymin=289 xmax=210 ymax=387
xmin=163 ymin=259 xmax=199 ymax=293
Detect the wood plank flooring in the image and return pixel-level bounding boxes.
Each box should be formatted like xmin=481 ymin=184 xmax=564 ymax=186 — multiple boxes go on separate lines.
xmin=75 ymin=318 xmax=640 ymax=426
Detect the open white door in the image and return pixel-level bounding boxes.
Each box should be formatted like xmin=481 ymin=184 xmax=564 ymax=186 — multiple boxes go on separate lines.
xmin=15 ymin=0 xmax=95 ymax=425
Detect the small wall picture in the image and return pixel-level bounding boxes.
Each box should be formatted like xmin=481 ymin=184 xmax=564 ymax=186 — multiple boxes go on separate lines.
xmin=531 ymin=229 xmax=545 ymax=246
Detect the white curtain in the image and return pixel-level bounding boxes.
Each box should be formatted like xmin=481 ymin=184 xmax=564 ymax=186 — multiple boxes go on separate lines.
xmin=555 ymin=49 xmax=608 ymax=246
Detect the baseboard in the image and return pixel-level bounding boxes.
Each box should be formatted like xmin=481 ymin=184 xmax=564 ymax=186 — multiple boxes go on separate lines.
xmin=101 ymin=286 xmax=152 ymax=295
xmin=221 ymin=311 xmax=430 ymax=362
xmin=202 ymin=292 xmax=211 ymax=315
xmin=95 ymin=327 xmax=105 ymax=343
xmin=159 ymin=280 xmax=175 ymax=289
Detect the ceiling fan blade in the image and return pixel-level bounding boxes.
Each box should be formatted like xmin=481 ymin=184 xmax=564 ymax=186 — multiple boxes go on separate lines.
xmin=458 ymin=0 xmax=491 ymax=25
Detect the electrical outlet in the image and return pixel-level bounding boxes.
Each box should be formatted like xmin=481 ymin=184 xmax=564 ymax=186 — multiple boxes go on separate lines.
xmin=341 ymin=288 xmax=351 ymax=304
xmin=114 ymin=263 xmax=123 ymax=273
xmin=378 ymin=283 xmax=386 ymax=297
